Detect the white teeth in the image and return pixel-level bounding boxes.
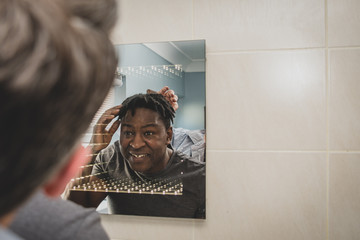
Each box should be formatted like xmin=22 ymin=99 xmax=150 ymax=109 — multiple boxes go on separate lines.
xmin=130 ymin=153 xmax=146 ymax=158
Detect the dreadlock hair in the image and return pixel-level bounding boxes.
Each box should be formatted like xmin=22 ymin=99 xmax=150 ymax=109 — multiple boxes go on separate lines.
xmin=118 ymin=93 xmax=175 ymax=129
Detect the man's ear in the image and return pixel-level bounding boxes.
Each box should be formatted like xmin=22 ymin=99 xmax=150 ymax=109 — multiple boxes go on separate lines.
xmin=166 ymin=126 xmax=173 ymax=145
xmin=43 ymin=146 xmax=89 ymax=197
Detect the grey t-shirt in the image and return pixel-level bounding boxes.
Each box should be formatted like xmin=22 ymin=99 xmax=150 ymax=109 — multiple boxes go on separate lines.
xmin=10 ymin=191 xmax=109 ymax=240
xmin=93 ymin=141 xmax=206 ymax=219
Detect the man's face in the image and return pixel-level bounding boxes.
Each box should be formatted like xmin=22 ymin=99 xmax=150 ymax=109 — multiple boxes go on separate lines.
xmin=120 ymin=108 xmax=172 ymax=174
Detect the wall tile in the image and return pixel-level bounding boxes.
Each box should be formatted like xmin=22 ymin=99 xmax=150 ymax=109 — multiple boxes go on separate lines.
xmin=101 ymin=214 xmax=194 ymax=240
xmin=329 ymin=49 xmax=360 ymax=151
xmin=194 ymin=0 xmax=325 ymax=51
xmin=103 ymin=1 xmax=360 ymax=240
xmin=206 ymin=50 xmax=326 ymax=151
xmin=329 ymin=153 xmax=360 ymax=240
xmin=111 ymin=0 xmax=193 ymax=44
xmin=328 ymin=0 xmax=360 ymax=47
xmin=194 ymin=151 xmax=327 ymax=240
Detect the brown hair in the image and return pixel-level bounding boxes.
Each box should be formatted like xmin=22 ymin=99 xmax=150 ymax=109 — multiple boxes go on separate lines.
xmin=0 ymin=0 xmax=117 ymax=216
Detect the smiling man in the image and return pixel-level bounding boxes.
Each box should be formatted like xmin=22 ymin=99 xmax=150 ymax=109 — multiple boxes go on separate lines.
xmin=68 ymin=94 xmax=205 ymax=219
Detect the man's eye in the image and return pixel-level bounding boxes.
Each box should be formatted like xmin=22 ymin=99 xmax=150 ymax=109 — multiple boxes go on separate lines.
xmin=144 ymin=131 xmax=153 ymax=136
xmin=124 ymin=131 xmax=134 ymax=136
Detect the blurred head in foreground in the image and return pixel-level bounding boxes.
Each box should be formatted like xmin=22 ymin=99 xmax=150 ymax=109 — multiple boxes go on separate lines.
xmin=0 ymin=0 xmax=118 ymax=224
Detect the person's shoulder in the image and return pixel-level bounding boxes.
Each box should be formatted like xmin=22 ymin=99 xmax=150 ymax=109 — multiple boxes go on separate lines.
xmin=13 ymin=190 xmax=99 ymax=223
xmin=173 ymin=151 xmax=205 ymax=170
xmin=10 ymin=191 xmax=109 ymax=240
xmin=101 ymin=140 xmax=120 ymax=153
xmin=172 ymin=151 xmax=205 ymax=188
xmin=98 ymin=140 xmax=121 ymax=161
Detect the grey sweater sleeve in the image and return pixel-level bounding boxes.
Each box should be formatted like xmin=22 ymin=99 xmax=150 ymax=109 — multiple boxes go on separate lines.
xmin=10 ymin=191 xmax=109 ymax=240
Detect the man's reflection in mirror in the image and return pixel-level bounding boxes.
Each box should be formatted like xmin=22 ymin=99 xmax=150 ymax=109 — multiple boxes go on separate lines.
xmin=68 ymin=93 xmax=205 ymax=219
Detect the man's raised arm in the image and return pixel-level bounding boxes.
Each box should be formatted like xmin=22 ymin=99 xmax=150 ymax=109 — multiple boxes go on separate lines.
xmin=66 ymin=105 xmax=121 ymax=208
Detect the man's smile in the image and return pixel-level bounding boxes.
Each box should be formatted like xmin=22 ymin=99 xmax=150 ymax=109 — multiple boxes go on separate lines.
xmin=129 ymin=152 xmax=149 ymax=159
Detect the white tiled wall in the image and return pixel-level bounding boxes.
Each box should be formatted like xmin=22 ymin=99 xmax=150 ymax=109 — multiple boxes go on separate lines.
xmin=102 ymin=0 xmax=360 ymax=239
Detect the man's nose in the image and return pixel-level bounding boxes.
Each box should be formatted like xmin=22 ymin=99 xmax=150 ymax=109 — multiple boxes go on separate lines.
xmin=130 ymin=133 xmax=145 ymax=149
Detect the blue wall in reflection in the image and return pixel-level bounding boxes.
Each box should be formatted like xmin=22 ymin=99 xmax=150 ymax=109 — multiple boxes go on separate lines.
xmin=113 ymin=43 xmax=205 ymax=131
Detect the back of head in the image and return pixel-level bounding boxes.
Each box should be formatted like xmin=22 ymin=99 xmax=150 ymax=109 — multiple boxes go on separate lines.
xmin=118 ymin=94 xmax=176 ymax=129
xmin=65 ymin=0 xmax=118 ymax=35
xmin=0 ymin=0 xmax=117 ymax=217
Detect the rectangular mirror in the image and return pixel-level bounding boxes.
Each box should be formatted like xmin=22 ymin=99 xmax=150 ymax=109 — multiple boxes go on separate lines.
xmin=68 ymin=40 xmax=206 ymax=219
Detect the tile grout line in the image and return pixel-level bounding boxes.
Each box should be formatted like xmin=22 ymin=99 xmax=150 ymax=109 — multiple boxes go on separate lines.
xmin=192 ymin=0 xmax=195 ymax=40
xmin=326 ymin=45 xmax=360 ymax=50
xmin=325 ymin=0 xmax=330 ymax=239
xmin=207 ymin=47 xmax=326 ymax=55
xmin=206 ymin=46 xmax=360 ymax=55
xmin=206 ymin=149 xmax=360 ymax=154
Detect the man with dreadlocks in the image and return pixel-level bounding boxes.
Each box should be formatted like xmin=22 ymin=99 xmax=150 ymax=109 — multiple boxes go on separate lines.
xmin=68 ymin=93 xmax=205 ymax=219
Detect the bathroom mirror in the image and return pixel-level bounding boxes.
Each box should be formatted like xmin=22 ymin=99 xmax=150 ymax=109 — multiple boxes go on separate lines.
xmin=67 ymin=40 xmax=206 ymax=219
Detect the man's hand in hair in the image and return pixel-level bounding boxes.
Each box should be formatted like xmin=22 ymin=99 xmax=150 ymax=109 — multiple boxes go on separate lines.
xmin=147 ymin=86 xmax=179 ymax=111
xmin=88 ymin=105 xmax=122 ymax=155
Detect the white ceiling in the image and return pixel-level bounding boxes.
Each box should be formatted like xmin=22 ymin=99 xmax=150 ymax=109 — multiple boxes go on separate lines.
xmin=143 ymin=40 xmax=205 ymax=72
